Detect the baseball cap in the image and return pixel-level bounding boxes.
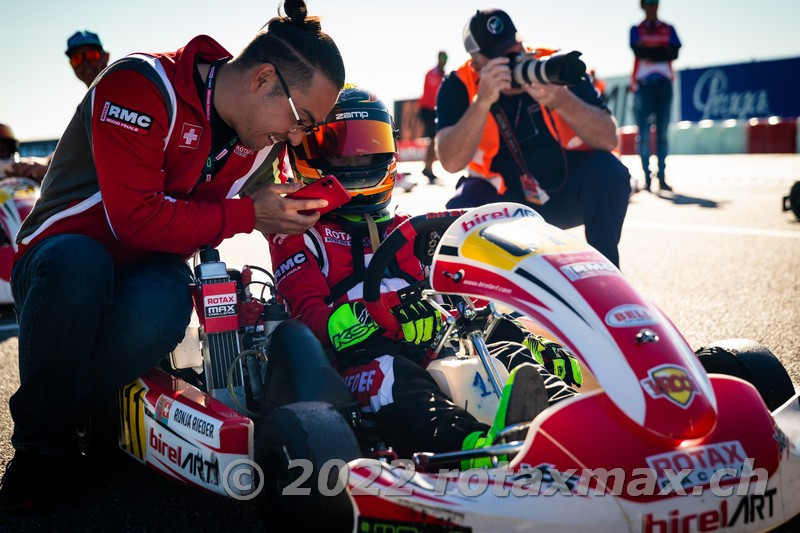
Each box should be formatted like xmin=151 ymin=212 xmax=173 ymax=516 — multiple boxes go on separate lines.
xmin=642 ymin=0 xmax=659 ymax=4
xmin=66 ymin=30 xmax=104 ymax=56
xmin=463 ymin=9 xmax=524 ymax=58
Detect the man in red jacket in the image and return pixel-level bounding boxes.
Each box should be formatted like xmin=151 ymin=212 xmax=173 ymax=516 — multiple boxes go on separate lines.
xmin=0 ymin=0 xmax=344 ymax=512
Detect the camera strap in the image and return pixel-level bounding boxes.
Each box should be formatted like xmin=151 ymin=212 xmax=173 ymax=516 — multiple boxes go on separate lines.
xmin=491 ymin=103 xmax=549 ymax=205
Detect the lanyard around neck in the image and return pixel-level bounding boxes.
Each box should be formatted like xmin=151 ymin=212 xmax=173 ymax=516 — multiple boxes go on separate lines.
xmin=196 ymin=58 xmax=238 ymax=190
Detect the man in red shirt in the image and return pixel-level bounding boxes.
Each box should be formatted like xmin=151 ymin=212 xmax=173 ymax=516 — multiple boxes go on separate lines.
xmin=630 ymin=0 xmax=681 ymax=191
xmin=0 ymin=0 xmax=344 ymax=512
xmin=419 ymin=51 xmax=447 ymax=183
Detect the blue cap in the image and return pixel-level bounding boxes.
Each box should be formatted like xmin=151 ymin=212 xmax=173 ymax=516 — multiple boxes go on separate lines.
xmin=66 ymin=31 xmax=104 ymax=56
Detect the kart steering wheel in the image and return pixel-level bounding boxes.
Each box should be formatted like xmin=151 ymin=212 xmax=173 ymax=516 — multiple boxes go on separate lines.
xmin=363 ymin=211 xmax=466 ymax=334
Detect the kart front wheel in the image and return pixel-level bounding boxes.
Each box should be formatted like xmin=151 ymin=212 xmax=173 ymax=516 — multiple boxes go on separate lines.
xmin=254 ymin=401 xmax=360 ymax=531
xmin=696 ymin=338 xmax=795 ymax=411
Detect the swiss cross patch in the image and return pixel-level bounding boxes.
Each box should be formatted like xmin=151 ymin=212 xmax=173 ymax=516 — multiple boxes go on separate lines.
xmin=99 ymin=101 xmax=152 ymax=136
xmin=179 ymin=123 xmax=203 ymax=149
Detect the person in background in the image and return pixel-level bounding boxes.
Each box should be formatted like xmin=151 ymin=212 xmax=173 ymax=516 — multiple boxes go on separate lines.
xmin=4 ymin=31 xmax=110 ymax=181
xmin=0 ymin=124 xmax=47 ymax=182
xmin=588 ymin=68 xmax=606 ymax=102
xmin=0 ymin=124 xmax=20 ymax=162
xmin=66 ymin=30 xmax=110 ymax=88
xmin=436 ymin=9 xmax=630 ymax=267
xmin=419 ymin=50 xmax=447 ymax=184
xmin=630 ymin=0 xmax=681 ymax=192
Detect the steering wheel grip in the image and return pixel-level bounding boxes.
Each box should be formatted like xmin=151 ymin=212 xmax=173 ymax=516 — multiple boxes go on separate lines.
xmin=363 ymin=211 xmax=466 ymax=333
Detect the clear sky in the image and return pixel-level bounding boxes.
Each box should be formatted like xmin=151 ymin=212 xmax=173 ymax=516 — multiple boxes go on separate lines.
xmin=3 ymin=0 xmax=798 ymax=140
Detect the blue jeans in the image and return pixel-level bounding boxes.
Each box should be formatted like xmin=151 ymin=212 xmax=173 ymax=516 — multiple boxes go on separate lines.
xmin=634 ymin=77 xmax=673 ymax=179
xmin=10 ymin=235 xmax=193 ymax=453
xmin=446 ymin=151 xmax=630 ymax=267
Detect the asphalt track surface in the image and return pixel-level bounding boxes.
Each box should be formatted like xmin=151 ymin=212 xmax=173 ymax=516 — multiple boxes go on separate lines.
xmin=0 ymin=154 xmax=798 ymax=531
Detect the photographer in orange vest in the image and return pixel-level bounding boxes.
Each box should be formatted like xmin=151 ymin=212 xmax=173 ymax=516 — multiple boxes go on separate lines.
xmin=436 ymin=9 xmax=630 ymax=267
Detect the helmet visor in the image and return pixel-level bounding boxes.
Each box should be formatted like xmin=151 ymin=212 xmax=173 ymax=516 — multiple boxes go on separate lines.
xmin=297 ymin=113 xmax=396 ymax=161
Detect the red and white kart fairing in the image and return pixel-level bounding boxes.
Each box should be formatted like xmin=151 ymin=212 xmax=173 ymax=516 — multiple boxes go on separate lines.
xmin=0 ymin=177 xmax=38 ymax=305
xmin=337 ymin=202 xmax=800 ymax=532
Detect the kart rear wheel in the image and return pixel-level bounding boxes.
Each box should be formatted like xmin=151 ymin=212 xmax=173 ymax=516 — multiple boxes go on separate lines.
xmin=255 ymin=402 xmax=360 ymax=532
xmin=696 ymin=338 xmax=795 ymax=411
xmin=784 ymin=181 xmax=800 ymax=220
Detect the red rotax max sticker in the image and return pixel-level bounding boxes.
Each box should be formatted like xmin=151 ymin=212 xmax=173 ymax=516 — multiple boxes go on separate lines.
xmin=200 ymin=281 xmax=238 ymax=333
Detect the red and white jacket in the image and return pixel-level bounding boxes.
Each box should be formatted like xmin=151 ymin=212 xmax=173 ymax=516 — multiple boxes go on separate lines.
xmin=17 ymin=35 xmax=288 ymax=265
xmin=268 ymin=213 xmax=424 ymax=347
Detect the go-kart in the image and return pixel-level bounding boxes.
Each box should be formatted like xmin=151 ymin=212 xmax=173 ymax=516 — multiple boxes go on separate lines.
xmin=259 ymin=203 xmax=800 ymax=532
xmin=0 ymin=176 xmax=39 ymax=305
xmin=113 ymin=202 xmax=800 ymax=532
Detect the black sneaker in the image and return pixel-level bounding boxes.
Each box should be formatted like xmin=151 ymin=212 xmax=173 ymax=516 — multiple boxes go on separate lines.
xmin=0 ymin=449 xmax=72 ymax=512
xmin=422 ymin=167 xmax=439 ymax=184
xmin=658 ymin=179 xmax=672 ymax=192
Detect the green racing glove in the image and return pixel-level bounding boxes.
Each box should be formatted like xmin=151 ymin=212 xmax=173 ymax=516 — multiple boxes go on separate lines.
xmin=523 ymin=334 xmax=583 ymax=387
xmin=328 ymin=302 xmax=381 ymax=353
xmin=394 ymin=300 xmax=443 ymax=344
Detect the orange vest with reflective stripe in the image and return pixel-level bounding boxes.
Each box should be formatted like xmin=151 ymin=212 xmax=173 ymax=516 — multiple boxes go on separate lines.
xmin=455 ymin=50 xmax=590 ymax=188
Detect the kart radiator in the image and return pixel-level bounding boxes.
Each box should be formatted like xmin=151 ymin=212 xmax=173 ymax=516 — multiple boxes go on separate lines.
xmin=194 ymin=248 xmax=245 ymax=411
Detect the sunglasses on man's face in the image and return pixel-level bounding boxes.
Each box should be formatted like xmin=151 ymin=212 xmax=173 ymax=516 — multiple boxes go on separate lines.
xmin=69 ymin=49 xmax=103 ymax=68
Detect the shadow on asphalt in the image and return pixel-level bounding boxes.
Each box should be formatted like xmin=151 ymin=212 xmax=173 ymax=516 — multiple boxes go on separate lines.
xmin=655 ymin=191 xmax=724 ymax=208
xmin=0 ymin=450 xmax=263 ymax=531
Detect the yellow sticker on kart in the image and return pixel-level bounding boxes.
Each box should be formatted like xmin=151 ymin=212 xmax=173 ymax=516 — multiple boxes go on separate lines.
xmin=461 ymin=217 xmax=589 ymax=270
xmin=119 ymin=379 xmax=148 ymax=462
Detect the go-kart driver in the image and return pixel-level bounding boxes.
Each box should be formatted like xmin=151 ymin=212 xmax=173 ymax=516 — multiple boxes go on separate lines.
xmin=268 ymin=86 xmax=580 ymax=462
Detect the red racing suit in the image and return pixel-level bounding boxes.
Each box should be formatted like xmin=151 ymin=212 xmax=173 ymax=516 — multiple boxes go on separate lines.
xmin=16 ymin=35 xmax=288 ymax=265
xmin=269 ymin=212 xmax=493 ymax=455
xmin=268 ymin=212 xmax=576 ymax=456
xmin=267 ymin=212 xmax=424 ymax=348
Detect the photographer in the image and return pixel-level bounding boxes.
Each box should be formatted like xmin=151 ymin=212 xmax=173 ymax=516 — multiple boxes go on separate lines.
xmin=436 ymin=9 xmax=630 ymax=267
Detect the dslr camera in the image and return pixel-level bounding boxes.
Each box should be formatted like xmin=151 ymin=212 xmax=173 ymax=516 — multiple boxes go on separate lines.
xmin=507 ymin=50 xmax=586 ymax=87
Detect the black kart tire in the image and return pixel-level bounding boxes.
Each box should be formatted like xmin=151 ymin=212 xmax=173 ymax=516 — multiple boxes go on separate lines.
xmin=254 ymin=402 xmax=360 ymax=532
xmin=788 ymin=181 xmax=800 ymax=220
xmin=696 ymin=338 xmax=795 ymax=411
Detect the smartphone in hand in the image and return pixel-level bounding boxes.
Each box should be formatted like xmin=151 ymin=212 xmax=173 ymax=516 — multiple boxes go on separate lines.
xmin=286 ymin=175 xmax=351 ymax=215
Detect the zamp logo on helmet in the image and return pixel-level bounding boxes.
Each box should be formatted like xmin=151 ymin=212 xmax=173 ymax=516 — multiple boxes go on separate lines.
xmin=640 ymin=365 xmax=700 ymax=408
xmin=335 ymin=111 xmax=369 ymax=120
xmin=99 ymin=101 xmax=152 ymax=136
xmin=460 ymin=206 xmax=536 ymax=232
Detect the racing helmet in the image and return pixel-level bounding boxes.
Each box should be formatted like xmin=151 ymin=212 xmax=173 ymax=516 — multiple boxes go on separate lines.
xmin=290 ymin=86 xmax=398 ymax=214
xmin=0 ymin=124 xmax=20 ymax=159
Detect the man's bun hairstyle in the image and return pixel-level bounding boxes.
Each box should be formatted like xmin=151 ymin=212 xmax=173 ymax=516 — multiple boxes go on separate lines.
xmin=235 ymin=0 xmax=345 ymax=92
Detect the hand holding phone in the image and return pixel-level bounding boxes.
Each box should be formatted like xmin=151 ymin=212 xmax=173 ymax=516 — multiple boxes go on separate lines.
xmin=286 ymin=175 xmax=351 ymax=216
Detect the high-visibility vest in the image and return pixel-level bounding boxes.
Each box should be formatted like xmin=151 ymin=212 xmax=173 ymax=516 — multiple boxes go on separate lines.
xmin=454 ymin=50 xmax=590 ymax=190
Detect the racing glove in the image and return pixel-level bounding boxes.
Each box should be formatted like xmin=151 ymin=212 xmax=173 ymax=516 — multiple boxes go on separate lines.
xmin=523 ymin=334 xmax=583 ymax=387
xmin=394 ymin=300 xmax=443 ymax=345
xmin=328 ymin=302 xmax=381 ymax=353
